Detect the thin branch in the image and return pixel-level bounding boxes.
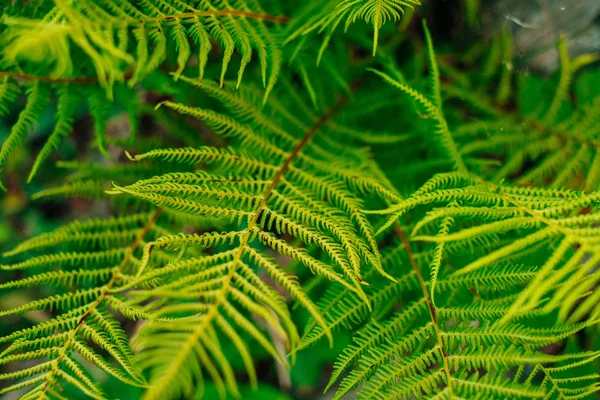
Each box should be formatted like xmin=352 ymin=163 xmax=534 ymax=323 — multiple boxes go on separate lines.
xmin=0 ymin=71 xmax=98 ymax=84
xmin=140 ymin=9 xmax=290 ymax=24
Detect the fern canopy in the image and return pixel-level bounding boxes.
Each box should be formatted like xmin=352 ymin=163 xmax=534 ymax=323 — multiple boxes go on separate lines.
xmin=1 ymin=2 xmax=600 ymax=400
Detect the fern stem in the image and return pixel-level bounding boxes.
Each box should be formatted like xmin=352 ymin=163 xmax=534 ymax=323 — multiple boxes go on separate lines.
xmin=131 ymin=9 xmax=291 ymax=24
xmin=395 ymin=222 xmax=455 ymax=397
xmin=39 ymin=208 xmax=162 ymax=397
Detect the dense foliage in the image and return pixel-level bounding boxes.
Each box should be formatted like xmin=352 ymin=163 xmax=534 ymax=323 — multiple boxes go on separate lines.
xmin=1 ymin=1 xmax=600 ymax=399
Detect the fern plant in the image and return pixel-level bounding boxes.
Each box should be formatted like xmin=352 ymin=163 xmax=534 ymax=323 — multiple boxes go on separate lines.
xmin=1 ymin=1 xmax=600 ymax=399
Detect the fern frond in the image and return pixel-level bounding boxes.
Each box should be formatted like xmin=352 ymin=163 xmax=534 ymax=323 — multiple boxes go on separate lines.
xmin=370 ymin=22 xmax=468 ymax=175
xmin=27 ymin=85 xmax=78 ymax=182
xmin=0 ymin=81 xmax=49 ymax=189
xmin=0 ymin=76 xmax=151 ymax=184
xmin=440 ymin=34 xmax=600 ymax=191
xmin=286 ymin=0 xmax=421 ymax=56
xmin=1 ymin=0 xmax=288 ymax=92
xmin=326 ymin=223 xmax=599 ymax=399
xmin=93 ymin=72 xmax=405 ymax=398
xmin=376 ymin=172 xmax=600 ymax=322
xmin=323 ymin=29 xmax=600 ymax=400
xmin=0 ymin=212 xmax=165 ymax=398
xmin=2 ymin=6 xmax=600 ymax=400
xmin=0 ymin=74 xmax=21 ymax=117
xmin=363 ymin=27 xmax=600 ymax=331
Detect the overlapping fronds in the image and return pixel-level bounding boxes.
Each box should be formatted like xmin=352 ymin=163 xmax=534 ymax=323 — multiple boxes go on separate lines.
xmin=0 ymin=78 xmax=148 ymax=187
xmin=0 ymin=1 xmax=288 ymax=185
xmin=1 ymin=207 xmax=281 ymax=399
xmin=98 ymin=73 xmax=402 ymax=398
xmin=443 ymin=36 xmax=600 ymax=192
xmin=2 ymin=5 xmax=600 ymax=400
xmin=0 ymin=0 xmax=415 ymax=188
xmin=0 ymin=0 xmax=291 ymax=185
xmin=322 ymin=230 xmax=600 ymax=399
xmin=0 ymin=212 xmax=164 ymax=399
xmin=1 ymin=0 xmax=288 ymax=93
xmin=374 ymin=173 xmax=600 ymax=324
xmin=306 ymin=178 xmax=600 ymax=400
xmin=314 ymin=25 xmax=600 ymax=399
xmin=298 ymin=241 xmax=420 ymax=351
xmin=368 ymin=28 xmax=600 ymax=327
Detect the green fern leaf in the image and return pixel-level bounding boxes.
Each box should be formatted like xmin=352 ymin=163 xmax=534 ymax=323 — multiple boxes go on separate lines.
xmin=286 ymin=0 xmax=421 ymax=56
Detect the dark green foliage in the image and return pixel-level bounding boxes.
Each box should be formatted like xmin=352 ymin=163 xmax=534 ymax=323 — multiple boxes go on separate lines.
xmin=1 ymin=1 xmax=599 ymax=399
